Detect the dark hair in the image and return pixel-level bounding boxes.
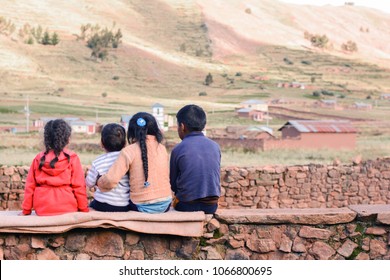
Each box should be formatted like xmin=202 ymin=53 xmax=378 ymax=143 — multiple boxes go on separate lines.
xmin=101 ymin=123 xmax=126 ymax=152
xmin=127 ymin=112 xmax=163 ymax=186
xmin=39 ymin=119 xmax=72 ymax=170
xmin=176 ymin=104 xmax=206 ymax=132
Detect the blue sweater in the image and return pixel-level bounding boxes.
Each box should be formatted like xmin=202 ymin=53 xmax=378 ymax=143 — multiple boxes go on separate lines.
xmin=170 ymin=132 xmax=221 ymax=202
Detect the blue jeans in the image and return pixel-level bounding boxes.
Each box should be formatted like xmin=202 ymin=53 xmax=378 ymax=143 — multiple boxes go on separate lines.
xmin=174 ymin=201 xmax=218 ymax=214
xmin=90 ymin=200 xmax=131 ymax=212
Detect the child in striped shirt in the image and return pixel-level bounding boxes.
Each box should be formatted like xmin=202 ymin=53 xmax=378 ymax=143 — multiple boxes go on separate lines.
xmin=86 ymin=123 xmax=130 ymax=211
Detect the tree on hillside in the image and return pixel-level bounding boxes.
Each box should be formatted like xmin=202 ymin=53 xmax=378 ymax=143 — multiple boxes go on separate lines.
xmin=41 ymin=31 xmax=51 ymax=45
xmin=112 ymin=29 xmax=122 ymax=48
xmin=204 ymin=73 xmax=213 ymax=86
xmin=51 ymin=32 xmax=60 ymax=45
xmin=83 ymin=23 xmax=123 ymax=61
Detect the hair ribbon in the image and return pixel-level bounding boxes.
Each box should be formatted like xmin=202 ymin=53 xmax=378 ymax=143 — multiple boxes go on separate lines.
xmin=137 ymin=118 xmax=146 ymax=127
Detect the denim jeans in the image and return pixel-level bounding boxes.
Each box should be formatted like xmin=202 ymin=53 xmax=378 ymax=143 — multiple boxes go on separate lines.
xmin=174 ymin=201 xmax=218 ymax=214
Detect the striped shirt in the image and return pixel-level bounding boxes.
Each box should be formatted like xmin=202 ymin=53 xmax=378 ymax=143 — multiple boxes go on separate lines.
xmin=86 ymin=152 xmax=130 ymax=207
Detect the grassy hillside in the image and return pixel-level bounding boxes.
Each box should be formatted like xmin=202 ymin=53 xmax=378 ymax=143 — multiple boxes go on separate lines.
xmin=0 ymin=0 xmax=390 ymax=166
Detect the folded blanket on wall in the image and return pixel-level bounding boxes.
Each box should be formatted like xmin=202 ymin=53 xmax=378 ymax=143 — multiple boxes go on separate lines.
xmin=0 ymin=210 xmax=206 ymax=237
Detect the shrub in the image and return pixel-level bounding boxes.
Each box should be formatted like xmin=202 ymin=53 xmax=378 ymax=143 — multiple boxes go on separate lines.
xmin=51 ymin=32 xmax=60 ymax=45
xmin=199 ymin=92 xmax=207 ymax=96
xmin=204 ymin=73 xmax=213 ymax=86
xmin=341 ymin=40 xmax=358 ymax=52
xmin=41 ymin=31 xmax=51 ymax=45
xmin=312 ymin=91 xmax=321 ymax=97
xmin=283 ymin=57 xmax=293 ymax=65
xmin=301 ymin=60 xmax=312 ymax=65
xmin=112 ymin=76 xmax=120 ymax=80
xmin=25 ymin=36 xmax=34 ymax=45
xmin=304 ymin=31 xmax=329 ymax=49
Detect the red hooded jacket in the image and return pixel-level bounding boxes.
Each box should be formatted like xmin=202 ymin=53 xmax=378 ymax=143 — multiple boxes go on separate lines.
xmin=22 ymin=149 xmax=89 ymax=216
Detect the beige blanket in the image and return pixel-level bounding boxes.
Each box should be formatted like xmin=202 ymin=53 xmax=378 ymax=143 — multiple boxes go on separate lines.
xmin=0 ymin=210 xmax=206 ymax=237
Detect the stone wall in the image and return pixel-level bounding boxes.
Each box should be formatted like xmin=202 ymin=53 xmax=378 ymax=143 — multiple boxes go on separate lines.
xmin=1 ymin=157 xmax=390 ymax=210
xmin=1 ymin=206 xmax=389 ymax=260
xmin=219 ymin=157 xmax=390 ymax=209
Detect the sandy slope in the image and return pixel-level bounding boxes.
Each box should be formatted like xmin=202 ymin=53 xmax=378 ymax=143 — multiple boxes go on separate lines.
xmin=197 ymin=0 xmax=390 ymax=64
xmin=0 ymin=0 xmax=389 ymax=83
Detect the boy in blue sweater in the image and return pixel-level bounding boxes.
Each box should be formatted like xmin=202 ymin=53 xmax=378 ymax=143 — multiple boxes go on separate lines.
xmin=170 ymin=104 xmax=221 ymax=214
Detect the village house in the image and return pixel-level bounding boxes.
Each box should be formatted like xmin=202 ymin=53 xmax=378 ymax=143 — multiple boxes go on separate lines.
xmin=236 ymin=99 xmax=269 ymax=122
xmin=276 ymin=119 xmax=357 ymax=149
xmin=239 ymin=99 xmax=268 ymax=111
xmin=209 ymin=125 xmax=274 ymax=140
xmin=314 ymin=99 xmax=339 ymax=109
xmin=152 ymin=103 xmax=166 ymax=131
xmin=208 ymin=125 xmax=274 ymax=151
xmin=236 ymin=108 xmax=266 ymax=121
xmin=33 ymin=117 xmax=97 ymax=134
xmin=120 ymin=115 xmax=132 ymax=130
xmin=380 ymin=93 xmax=390 ymax=100
xmin=351 ymin=102 xmax=372 ymax=110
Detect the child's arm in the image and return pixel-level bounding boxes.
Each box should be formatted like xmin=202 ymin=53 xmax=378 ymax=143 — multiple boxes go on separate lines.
xmin=21 ymin=157 xmax=39 ymax=215
xmin=85 ymin=162 xmax=99 ymax=188
xmin=97 ymin=149 xmax=132 ymax=192
xmin=71 ymin=155 xmax=89 ymax=212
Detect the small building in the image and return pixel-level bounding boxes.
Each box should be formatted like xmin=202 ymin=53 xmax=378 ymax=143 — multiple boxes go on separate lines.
xmin=239 ymin=99 xmax=268 ymax=112
xmin=32 ymin=117 xmax=96 ymax=134
xmin=278 ymin=120 xmax=357 ymax=149
xmin=236 ymin=108 xmax=266 ymax=122
xmin=380 ymin=93 xmax=390 ymax=100
xmin=120 ymin=115 xmax=132 ymax=129
xmin=152 ymin=103 xmax=165 ymax=131
xmin=352 ymin=102 xmax=372 ymax=110
xmin=315 ymin=99 xmax=338 ymax=109
xmin=70 ymin=121 xmax=96 ymax=134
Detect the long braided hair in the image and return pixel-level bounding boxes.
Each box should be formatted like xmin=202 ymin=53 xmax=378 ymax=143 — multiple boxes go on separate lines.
xmin=127 ymin=112 xmax=163 ymax=187
xmin=39 ymin=119 xmax=72 ymax=170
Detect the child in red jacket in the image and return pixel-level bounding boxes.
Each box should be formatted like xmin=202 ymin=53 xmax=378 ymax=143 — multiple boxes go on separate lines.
xmin=21 ymin=119 xmax=89 ymax=216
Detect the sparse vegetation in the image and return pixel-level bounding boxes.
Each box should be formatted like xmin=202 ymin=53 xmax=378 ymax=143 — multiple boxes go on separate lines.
xmin=17 ymin=23 xmax=60 ymax=46
xmin=204 ymin=73 xmax=213 ymax=86
xmin=283 ymin=57 xmax=294 ymax=65
xmin=78 ymin=23 xmax=123 ymax=61
xmin=304 ymin=31 xmax=330 ymax=49
xmin=341 ymin=40 xmax=358 ymax=52
xmin=0 ymin=16 xmax=16 ymax=36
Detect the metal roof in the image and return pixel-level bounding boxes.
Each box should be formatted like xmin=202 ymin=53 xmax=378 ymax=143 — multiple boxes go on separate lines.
xmin=236 ymin=108 xmax=253 ymax=113
xmin=241 ymin=99 xmax=267 ymax=105
xmin=278 ymin=120 xmax=357 ymax=133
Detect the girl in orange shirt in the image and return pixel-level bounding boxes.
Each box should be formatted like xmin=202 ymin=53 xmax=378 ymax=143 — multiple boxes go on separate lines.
xmin=21 ymin=119 xmax=89 ymax=216
xmin=97 ymin=112 xmax=172 ymax=213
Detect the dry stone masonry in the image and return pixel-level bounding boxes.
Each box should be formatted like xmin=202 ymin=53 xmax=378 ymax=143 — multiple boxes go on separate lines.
xmin=0 ymin=206 xmax=389 ymax=260
xmin=1 ymin=158 xmax=390 ymax=211
xmin=0 ymin=158 xmax=389 ymax=260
